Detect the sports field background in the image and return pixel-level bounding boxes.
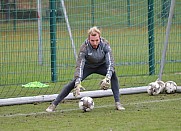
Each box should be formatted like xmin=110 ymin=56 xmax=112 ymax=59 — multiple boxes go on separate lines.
xmin=0 ymin=0 xmax=181 ymax=99
xmin=1 ymin=93 xmax=181 ymax=131
xmin=0 ymin=0 xmax=181 ymax=130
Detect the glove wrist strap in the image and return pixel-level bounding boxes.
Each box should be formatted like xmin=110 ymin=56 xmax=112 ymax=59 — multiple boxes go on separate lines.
xmin=75 ymin=78 xmax=81 ymax=85
xmin=106 ymin=74 xmax=111 ymax=79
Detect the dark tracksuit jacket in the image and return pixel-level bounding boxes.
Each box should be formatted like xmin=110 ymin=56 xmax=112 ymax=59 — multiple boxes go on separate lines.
xmin=53 ymin=37 xmax=120 ymax=106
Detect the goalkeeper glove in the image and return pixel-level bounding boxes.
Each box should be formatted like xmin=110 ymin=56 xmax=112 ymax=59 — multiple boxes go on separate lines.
xmin=73 ymin=82 xmax=85 ymax=97
xmin=100 ymin=76 xmax=111 ymax=90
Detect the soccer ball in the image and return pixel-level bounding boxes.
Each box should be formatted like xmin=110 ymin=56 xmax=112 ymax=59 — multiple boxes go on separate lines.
xmin=147 ymin=81 xmax=160 ymax=95
xmin=165 ymin=81 xmax=177 ymax=94
xmin=156 ymin=80 xmax=165 ymax=93
xmin=79 ymin=96 xmax=94 ymax=112
xmin=147 ymin=80 xmax=165 ymax=95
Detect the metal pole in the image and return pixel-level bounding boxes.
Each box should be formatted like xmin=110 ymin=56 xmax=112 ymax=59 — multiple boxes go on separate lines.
xmin=50 ymin=0 xmax=57 ymax=82
xmin=60 ymin=0 xmax=77 ymax=60
xmin=127 ymin=0 xmax=131 ymax=27
xmin=148 ymin=0 xmax=155 ymax=75
xmin=13 ymin=0 xmax=17 ymax=31
xmin=91 ymin=0 xmax=95 ymax=26
xmin=37 ymin=0 xmax=43 ymax=65
xmin=158 ymin=0 xmax=175 ymax=80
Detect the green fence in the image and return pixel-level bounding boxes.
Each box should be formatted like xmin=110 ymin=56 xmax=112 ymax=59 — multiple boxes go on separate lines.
xmin=0 ymin=0 xmax=180 ymax=99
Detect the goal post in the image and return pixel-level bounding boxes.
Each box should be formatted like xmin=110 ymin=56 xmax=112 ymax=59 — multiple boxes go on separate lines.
xmin=60 ymin=0 xmax=77 ymax=60
xmin=1 ymin=86 xmax=181 ymax=106
xmin=0 ymin=87 xmax=149 ymax=106
xmin=37 ymin=0 xmax=43 ymax=65
xmin=158 ymin=0 xmax=175 ymax=81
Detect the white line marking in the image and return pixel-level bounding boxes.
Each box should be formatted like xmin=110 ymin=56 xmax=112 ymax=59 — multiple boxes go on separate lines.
xmin=0 ymin=97 xmax=181 ymax=118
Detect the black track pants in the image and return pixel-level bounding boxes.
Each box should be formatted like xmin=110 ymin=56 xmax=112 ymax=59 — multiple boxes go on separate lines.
xmin=53 ymin=64 xmax=120 ymax=106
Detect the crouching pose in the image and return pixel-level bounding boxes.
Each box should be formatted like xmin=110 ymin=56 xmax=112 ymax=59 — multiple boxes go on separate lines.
xmin=46 ymin=26 xmax=125 ymax=112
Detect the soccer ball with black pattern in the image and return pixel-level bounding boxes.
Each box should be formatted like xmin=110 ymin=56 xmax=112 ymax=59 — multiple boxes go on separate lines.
xmin=165 ymin=81 xmax=177 ymax=94
xmin=79 ymin=96 xmax=94 ymax=112
xmin=147 ymin=81 xmax=160 ymax=95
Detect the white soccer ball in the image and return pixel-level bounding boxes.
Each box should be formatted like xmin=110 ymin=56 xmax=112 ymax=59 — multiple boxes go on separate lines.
xmin=165 ymin=81 xmax=177 ymax=94
xmin=147 ymin=81 xmax=161 ymax=95
xmin=156 ymin=80 xmax=165 ymax=93
xmin=79 ymin=96 xmax=94 ymax=112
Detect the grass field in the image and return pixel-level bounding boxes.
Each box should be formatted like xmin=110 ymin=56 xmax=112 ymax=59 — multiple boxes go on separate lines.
xmin=0 ymin=1 xmax=181 ymax=130
xmin=1 ymin=0 xmax=181 ymax=98
xmin=0 ymin=93 xmax=181 ymax=131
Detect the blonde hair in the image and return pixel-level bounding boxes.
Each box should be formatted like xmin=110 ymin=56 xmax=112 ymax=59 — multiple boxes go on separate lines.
xmin=88 ymin=26 xmax=101 ymax=37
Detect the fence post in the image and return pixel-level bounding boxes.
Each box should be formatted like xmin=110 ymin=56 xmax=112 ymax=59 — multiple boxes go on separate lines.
xmin=148 ymin=0 xmax=155 ymax=75
xmin=127 ymin=0 xmax=131 ymax=27
xmin=91 ymin=0 xmax=95 ymax=26
xmin=13 ymin=0 xmax=17 ymax=31
xmin=50 ymin=0 xmax=57 ymax=82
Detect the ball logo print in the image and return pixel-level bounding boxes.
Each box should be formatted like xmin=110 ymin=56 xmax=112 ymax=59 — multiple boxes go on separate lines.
xmin=79 ymin=97 xmax=94 ymax=112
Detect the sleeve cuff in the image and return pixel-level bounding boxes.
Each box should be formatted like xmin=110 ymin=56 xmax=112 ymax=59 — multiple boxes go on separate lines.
xmin=75 ymin=78 xmax=81 ymax=84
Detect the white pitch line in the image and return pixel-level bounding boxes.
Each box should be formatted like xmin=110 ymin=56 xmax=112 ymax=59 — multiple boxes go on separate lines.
xmin=0 ymin=97 xmax=181 ymax=118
